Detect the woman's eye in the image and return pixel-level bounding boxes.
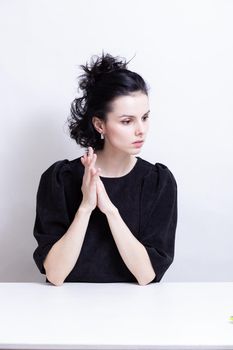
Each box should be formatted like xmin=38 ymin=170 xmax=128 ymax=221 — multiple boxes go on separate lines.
xmin=121 ymin=116 xmax=149 ymax=125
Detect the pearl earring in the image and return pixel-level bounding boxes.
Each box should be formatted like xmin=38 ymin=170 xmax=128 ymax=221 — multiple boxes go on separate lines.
xmin=100 ymin=133 xmax=104 ymax=140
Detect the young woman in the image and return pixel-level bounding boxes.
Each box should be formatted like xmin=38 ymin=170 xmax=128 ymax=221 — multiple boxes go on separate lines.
xmin=33 ymin=52 xmax=178 ymax=286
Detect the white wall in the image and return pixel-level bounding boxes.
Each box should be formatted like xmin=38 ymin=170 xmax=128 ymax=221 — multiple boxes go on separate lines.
xmin=0 ymin=0 xmax=232 ymax=282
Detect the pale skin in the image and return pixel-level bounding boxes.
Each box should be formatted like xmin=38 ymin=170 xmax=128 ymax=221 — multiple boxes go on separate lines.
xmin=44 ymin=91 xmax=156 ymax=286
xmin=81 ymin=146 xmax=156 ymax=286
xmin=81 ymin=92 xmax=155 ymax=285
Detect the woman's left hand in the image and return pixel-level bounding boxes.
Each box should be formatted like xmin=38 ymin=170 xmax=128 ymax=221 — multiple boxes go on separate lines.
xmin=96 ymin=177 xmax=117 ymax=215
xmin=81 ymin=147 xmax=117 ymax=215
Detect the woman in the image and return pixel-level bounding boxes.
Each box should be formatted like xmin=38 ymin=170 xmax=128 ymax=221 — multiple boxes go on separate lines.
xmin=33 ymin=52 xmax=178 ymax=286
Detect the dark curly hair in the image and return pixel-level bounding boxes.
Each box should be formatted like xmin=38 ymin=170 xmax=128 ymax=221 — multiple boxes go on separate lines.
xmin=66 ymin=50 xmax=149 ymax=151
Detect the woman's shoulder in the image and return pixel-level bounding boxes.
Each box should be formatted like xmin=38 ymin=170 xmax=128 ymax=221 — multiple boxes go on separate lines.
xmin=138 ymin=157 xmax=177 ymax=190
xmin=138 ymin=158 xmax=177 ymax=213
xmin=42 ymin=155 xmax=84 ymax=172
xmin=39 ymin=156 xmax=83 ymax=185
xmin=40 ymin=159 xmax=70 ymax=181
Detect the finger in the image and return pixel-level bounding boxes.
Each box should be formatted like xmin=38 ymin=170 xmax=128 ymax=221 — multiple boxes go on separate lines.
xmin=98 ymin=176 xmax=104 ymax=187
xmin=82 ymin=152 xmax=91 ymax=182
xmin=83 ymin=148 xmax=90 ymax=165
xmin=90 ymin=167 xmax=101 ymax=183
xmin=82 ymin=150 xmax=97 ymax=182
xmin=90 ymin=163 xmax=100 ymax=178
xmin=88 ymin=154 xmax=97 ymax=177
xmin=86 ymin=147 xmax=91 ymax=164
xmin=82 ymin=153 xmax=87 ymax=167
xmin=90 ymin=153 xmax=97 ymax=166
xmin=95 ymin=170 xmax=102 ymax=187
xmin=87 ymin=147 xmax=94 ymax=165
xmin=90 ymin=168 xmax=99 ymax=185
xmin=83 ymin=147 xmax=95 ymax=166
xmin=81 ymin=156 xmax=88 ymax=170
xmin=82 ymin=148 xmax=93 ymax=169
xmin=85 ymin=148 xmax=90 ymax=165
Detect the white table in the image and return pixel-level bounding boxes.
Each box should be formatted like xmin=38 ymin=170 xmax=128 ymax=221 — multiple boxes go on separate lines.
xmin=0 ymin=282 xmax=232 ymax=349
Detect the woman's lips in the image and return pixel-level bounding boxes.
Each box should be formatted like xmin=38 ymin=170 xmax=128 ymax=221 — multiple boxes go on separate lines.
xmin=133 ymin=141 xmax=144 ymax=147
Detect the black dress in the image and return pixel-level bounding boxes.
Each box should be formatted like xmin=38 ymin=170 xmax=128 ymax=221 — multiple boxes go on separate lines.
xmin=33 ymin=156 xmax=178 ymax=284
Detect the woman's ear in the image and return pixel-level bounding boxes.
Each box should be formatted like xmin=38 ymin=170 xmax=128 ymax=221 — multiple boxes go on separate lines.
xmin=92 ymin=116 xmax=104 ymax=134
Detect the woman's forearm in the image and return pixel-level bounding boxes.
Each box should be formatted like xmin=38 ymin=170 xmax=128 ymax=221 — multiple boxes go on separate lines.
xmin=105 ymin=207 xmax=156 ymax=286
xmin=44 ymin=204 xmax=92 ymax=286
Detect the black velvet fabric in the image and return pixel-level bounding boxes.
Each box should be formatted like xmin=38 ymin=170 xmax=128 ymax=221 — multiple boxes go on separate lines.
xmin=33 ymin=156 xmax=178 ymax=284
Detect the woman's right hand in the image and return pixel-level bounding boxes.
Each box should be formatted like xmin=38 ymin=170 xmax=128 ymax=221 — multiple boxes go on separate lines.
xmin=80 ymin=147 xmax=101 ymax=212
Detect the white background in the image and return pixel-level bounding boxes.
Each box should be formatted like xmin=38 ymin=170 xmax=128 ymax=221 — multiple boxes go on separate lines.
xmin=0 ymin=0 xmax=232 ymax=282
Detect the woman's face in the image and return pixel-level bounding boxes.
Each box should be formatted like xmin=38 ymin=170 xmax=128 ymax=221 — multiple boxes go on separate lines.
xmin=102 ymin=91 xmax=150 ymax=154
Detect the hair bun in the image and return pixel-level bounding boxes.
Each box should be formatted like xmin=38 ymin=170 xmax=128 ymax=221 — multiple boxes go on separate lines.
xmin=78 ymin=51 xmax=130 ymax=94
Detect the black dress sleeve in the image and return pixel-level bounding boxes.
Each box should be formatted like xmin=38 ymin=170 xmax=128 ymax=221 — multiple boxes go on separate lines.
xmin=139 ymin=163 xmax=178 ymax=283
xmin=33 ymin=160 xmax=71 ymax=275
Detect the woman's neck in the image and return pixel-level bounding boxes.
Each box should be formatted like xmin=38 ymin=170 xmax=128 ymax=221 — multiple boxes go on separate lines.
xmin=94 ymin=149 xmax=137 ymax=178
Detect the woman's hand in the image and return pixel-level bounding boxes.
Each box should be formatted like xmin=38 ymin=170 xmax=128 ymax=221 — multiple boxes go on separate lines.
xmin=96 ymin=177 xmax=117 ymax=215
xmin=80 ymin=147 xmax=117 ymax=215
xmin=80 ymin=147 xmax=101 ymax=212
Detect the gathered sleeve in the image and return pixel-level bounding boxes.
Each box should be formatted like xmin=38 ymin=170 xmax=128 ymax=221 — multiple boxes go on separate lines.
xmin=139 ymin=163 xmax=178 ymax=283
xmin=33 ymin=160 xmax=71 ymax=275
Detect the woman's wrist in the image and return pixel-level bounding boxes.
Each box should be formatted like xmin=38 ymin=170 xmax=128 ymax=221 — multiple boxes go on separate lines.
xmin=77 ymin=202 xmax=93 ymax=216
xmin=104 ymin=205 xmax=119 ymax=217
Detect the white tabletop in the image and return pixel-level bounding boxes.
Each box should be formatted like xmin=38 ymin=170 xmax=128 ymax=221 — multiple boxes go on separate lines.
xmin=0 ymin=282 xmax=232 ymax=349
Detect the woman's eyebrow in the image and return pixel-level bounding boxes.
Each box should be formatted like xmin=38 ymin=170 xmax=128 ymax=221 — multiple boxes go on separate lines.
xmin=117 ymin=110 xmax=150 ymax=118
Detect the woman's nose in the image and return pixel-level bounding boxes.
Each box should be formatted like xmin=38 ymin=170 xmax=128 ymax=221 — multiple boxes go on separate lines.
xmin=135 ymin=122 xmax=144 ymax=135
